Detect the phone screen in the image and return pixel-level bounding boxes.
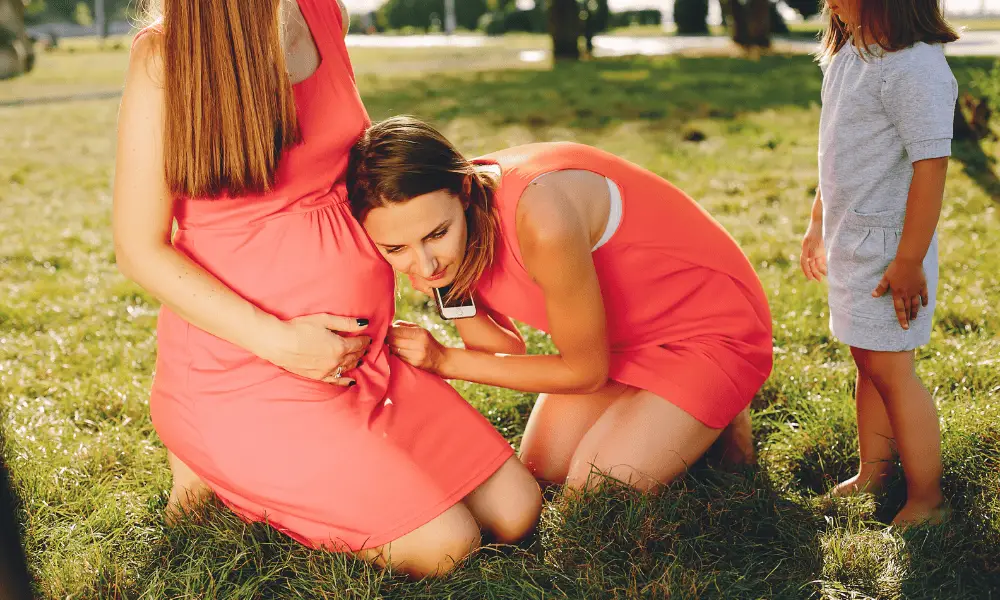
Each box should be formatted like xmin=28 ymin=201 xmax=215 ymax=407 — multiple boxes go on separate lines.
xmin=435 ymin=284 xmax=476 ymax=319
xmin=436 ymin=284 xmax=473 ymax=308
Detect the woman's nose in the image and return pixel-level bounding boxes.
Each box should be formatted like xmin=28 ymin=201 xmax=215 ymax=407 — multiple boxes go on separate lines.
xmin=416 ymin=247 xmax=438 ymax=278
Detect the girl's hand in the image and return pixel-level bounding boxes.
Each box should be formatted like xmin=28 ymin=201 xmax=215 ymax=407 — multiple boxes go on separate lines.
xmin=265 ymin=314 xmax=371 ymax=385
xmin=387 ymin=321 xmax=449 ymax=375
xmin=873 ymin=258 xmax=928 ymax=330
xmin=799 ymin=223 xmax=828 ymax=281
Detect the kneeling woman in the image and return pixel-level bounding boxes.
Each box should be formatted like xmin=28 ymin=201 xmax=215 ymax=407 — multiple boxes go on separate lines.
xmin=348 ymin=118 xmax=773 ymax=491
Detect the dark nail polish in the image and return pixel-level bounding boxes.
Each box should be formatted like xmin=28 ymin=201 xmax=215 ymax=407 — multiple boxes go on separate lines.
xmin=356 ymin=359 xmax=363 ymax=368
xmin=357 ymin=318 xmax=369 ymax=327
xmin=348 ymin=381 xmax=356 ymax=387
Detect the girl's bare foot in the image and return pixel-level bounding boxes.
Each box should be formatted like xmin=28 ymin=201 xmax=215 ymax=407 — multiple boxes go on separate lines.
xmin=830 ymin=466 xmax=893 ymax=498
xmin=892 ymin=498 xmax=950 ymax=528
xmin=164 ymin=451 xmax=213 ymax=526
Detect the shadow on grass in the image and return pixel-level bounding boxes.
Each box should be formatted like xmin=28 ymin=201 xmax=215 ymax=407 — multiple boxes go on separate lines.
xmin=541 ymin=464 xmax=826 ymax=598
xmin=953 ymin=139 xmax=1000 ymax=203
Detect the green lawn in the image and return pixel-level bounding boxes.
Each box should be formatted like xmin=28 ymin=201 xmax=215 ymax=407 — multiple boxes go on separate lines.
xmin=1 ymin=41 xmax=999 ymax=599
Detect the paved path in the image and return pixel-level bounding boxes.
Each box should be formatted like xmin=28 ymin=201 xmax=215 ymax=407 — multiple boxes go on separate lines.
xmin=341 ymin=31 xmax=1000 ymax=58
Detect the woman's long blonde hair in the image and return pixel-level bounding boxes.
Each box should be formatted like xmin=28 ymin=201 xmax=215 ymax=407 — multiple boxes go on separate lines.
xmin=141 ymin=0 xmax=301 ymax=198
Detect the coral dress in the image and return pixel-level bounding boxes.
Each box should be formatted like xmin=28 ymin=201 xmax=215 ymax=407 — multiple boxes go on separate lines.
xmin=141 ymin=0 xmax=512 ymax=552
xmin=475 ymin=144 xmax=774 ymax=428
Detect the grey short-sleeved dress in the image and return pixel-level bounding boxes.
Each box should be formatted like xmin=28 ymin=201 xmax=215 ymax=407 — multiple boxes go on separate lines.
xmin=818 ymin=42 xmax=957 ymax=352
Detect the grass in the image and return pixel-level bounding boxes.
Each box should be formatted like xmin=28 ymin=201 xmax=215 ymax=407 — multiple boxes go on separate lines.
xmin=2 ymin=39 xmax=1000 ymax=600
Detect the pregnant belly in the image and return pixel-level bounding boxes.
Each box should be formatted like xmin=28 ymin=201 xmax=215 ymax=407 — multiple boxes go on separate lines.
xmin=158 ymin=207 xmax=395 ymax=405
xmin=172 ymin=207 xmax=395 ymax=322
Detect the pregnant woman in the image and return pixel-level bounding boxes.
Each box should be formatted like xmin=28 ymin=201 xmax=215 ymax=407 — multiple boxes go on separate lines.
xmin=349 ymin=117 xmax=774 ymax=492
xmin=112 ymin=1 xmax=540 ymax=578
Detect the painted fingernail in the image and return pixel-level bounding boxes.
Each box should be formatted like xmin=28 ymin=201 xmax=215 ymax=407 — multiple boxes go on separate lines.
xmin=357 ymin=318 xmax=369 ymax=327
xmin=356 ymin=359 xmax=363 ymax=368
xmin=348 ymin=381 xmax=357 ymax=387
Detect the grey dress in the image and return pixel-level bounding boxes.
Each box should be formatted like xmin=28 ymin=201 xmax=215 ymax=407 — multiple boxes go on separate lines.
xmin=818 ymin=41 xmax=957 ymax=351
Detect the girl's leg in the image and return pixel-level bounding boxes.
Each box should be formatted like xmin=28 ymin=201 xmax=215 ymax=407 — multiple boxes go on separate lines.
xmin=851 ymin=347 xmax=946 ymax=526
xmin=831 ymin=365 xmax=896 ymax=497
xmin=518 ymin=382 xmax=629 ymax=485
xmin=565 ymin=388 xmax=722 ymax=492
xmin=461 ymin=456 xmax=542 ymax=544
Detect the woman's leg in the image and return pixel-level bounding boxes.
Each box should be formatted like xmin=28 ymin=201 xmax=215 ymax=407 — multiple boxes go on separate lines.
xmin=357 ymin=502 xmax=482 ymax=578
xmin=164 ymin=450 xmax=213 ymax=525
xmin=565 ymin=389 xmax=723 ymax=492
xmin=708 ymin=406 xmax=756 ymax=465
xmin=518 ymin=382 xmax=630 ymax=485
xmin=461 ymin=456 xmax=542 ymax=544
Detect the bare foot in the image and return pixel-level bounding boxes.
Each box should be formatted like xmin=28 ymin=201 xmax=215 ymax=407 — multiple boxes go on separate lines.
xmin=164 ymin=451 xmax=214 ymax=526
xmin=829 ymin=468 xmax=892 ymax=498
xmin=892 ymin=499 xmax=950 ymax=528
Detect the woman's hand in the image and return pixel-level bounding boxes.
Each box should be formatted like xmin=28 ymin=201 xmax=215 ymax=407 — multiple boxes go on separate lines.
xmin=387 ymin=321 xmax=449 ymax=375
xmin=264 ymin=314 xmax=372 ymax=385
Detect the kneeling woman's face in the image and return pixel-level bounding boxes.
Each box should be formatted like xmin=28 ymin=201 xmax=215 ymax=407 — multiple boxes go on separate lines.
xmin=362 ymin=189 xmax=469 ymax=289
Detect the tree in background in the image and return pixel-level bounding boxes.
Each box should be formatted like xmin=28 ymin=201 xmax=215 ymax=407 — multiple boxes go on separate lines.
xmin=23 ymin=0 xmax=132 ymax=25
xmin=378 ymin=0 xmax=494 ymax=32
xmin=549 ymin=0 xmax=581 ymax=60
xmin=580 ymin=0 xmax=609 ymax=55
xmin=673 ymin=0 xmax=710 ymax=35
xmin=724 ymin=0 xmax=771 ymax=49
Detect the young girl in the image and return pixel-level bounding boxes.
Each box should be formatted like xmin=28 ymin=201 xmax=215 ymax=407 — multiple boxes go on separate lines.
xmin=348 ymin=117 xmax=774 ymax=492
xmin=800 ymin=0 xmax=958 ymax=525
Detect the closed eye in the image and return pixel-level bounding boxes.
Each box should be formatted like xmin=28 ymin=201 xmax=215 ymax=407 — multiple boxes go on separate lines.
xmin=427 ymin=228 xmax=448 ymax=240
xmin=383 ymin=245 xmax=404 ymax=255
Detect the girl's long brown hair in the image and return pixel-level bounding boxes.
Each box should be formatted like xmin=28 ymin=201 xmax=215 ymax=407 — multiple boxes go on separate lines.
xmin=145 ymin=0 xmax=301 ymax=198
xmin=819 ymin=0 xmax=958 ymax=62
xmin=347 ymin=117 xmax=501 ymax=304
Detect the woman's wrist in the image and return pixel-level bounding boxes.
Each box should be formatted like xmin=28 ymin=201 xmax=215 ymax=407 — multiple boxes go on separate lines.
xmin=437 ymin=346 xmax=461 ymax=379
xmin=248 ymin=309 xmax=289 ymax=363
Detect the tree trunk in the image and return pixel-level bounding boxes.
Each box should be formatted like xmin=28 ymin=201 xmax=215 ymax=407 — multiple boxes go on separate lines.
xmin=549 ymin=0 xmax=581 ymax=61
xmin=726 ymin=0 xmax=771 ymax=49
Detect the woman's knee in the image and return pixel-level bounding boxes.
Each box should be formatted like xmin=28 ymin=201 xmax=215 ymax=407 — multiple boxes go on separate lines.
xmin=492 ymin=472 xmax=542 ymax=544
xmin=366 ymin=503 xmax=481 ymax=578
xmin=465 ymin=457 xmax=542 ymax=544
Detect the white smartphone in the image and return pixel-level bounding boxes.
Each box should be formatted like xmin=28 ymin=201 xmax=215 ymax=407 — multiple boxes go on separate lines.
xmin=434 ymin=284 xmax=477 ymax=320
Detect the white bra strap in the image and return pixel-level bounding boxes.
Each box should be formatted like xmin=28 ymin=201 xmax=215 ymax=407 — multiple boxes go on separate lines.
xmin=593 ymin=177 xmax=622 ymax=251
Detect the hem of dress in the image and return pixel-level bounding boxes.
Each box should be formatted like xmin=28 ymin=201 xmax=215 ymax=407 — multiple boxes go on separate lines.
xmin=347 ymin=445 xmax=515 ymax=551
xmin=829 ymin=301 xmax=932 ymax=352
xmin=211 ymin=444 xmax=516 ymax=553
